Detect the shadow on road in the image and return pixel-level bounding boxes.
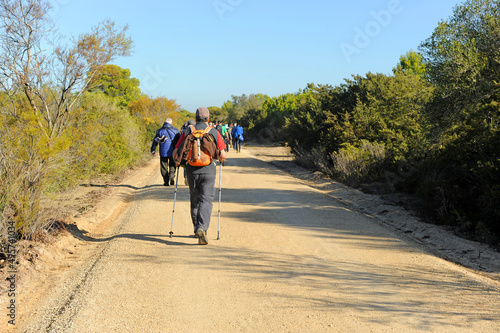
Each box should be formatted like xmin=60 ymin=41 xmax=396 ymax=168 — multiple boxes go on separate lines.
xmin=188 ymin=244 xmax=500 ymax=330
xmin=62 ymin=222 xmax=196 ymax=247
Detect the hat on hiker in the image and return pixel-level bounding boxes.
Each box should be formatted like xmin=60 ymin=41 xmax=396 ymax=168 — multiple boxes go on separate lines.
xmin=196 ymin=107 xmax=210 ymax=119
xmin=187 ymin=119 xmax=195 ymax=126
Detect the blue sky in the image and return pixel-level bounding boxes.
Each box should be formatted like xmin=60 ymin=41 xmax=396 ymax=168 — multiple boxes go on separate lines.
xmin=49 ymin=0 xmax=460 ymax=112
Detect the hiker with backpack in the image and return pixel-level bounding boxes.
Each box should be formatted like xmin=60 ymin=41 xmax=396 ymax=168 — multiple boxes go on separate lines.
xmin=228 ymin=123 xmax=234 ymax=150
xmin=216 ymin=121 xmax=231 ymax=153
xmin=216 ymin=120 xmax=226 ymax=138
xmin=232 ymin=123 xmax=244 ymax=153
xmin=180 ymin=119 xmax=196 ymax=185
xmin=172 ymin=107 xmax=226 ymax=245
xmin=151 ymin=118 xmax=180 ymax=186
xmin=224 ymin=124 xmax=231 ymax=152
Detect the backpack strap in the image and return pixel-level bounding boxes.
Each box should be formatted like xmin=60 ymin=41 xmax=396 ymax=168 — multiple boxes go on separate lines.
xmin=189 ymin=125 xmax=212 ymax=136
xmin=165 ymin=128 xmax=173 ymax=141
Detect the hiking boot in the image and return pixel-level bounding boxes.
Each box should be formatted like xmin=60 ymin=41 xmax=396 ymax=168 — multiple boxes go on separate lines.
xmin=194 ymin=227 xmax=207 ymax=237
xmin=196 ymin=228 xmax=208 ymax=245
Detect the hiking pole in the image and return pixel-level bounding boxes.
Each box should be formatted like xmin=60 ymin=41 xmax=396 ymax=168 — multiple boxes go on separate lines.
xmin=169 ymin=167 xmax=180 ymax=238
xmin=217 ymin=161 xmax=222 ymax=240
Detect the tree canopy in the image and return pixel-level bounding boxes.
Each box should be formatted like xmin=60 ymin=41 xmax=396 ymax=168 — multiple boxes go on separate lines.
xmin=90 ymin=64 xmax=141 ymax=107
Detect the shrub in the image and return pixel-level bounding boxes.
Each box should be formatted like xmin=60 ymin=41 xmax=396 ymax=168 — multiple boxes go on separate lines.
xmin=1 ymin=92 xmax=149 ymax=241
xmin=332 ymin=141 xmax=387 ymax=186
xmin=294 ymin=145 xmax=334 ymax=178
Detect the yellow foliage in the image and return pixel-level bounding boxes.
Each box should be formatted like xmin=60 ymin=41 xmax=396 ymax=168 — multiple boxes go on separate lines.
xmin=143 ymin=117 xmax=155 ymax=125
xmin=129 ymin=95 xmax=182 ymax=125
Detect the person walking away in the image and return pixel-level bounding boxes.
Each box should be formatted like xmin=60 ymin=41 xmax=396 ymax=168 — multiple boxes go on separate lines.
xmin=151 ymin=118 xmax=180 ymax=186
xmin=181 ymin=119 xmax=195 ymax=185
xmin=216 ymin=121 xmax=227 ymax=141
xmin=172 ymin=107 xmax=226 ymax=245
xmin=180 ymin=121 xmax=187 ymax=133
xmin=224 ymin=124 xmax=231 ymax=152
xmin=231 ymin=123 xmax=238 ymax=152
xmin=233 ymin=123 xmax=244 ymax=153
xmin=216 ymin=121 xmax=229 ymax=153
xmin=228 ymin=123 xmax=234 ymax=149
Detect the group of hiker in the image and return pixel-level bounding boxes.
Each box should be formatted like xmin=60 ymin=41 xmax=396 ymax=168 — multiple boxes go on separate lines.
xmin=150 ymin=107 xmax=243 ymax=245
xmin=207 ymin=121 xmax=244 ymax=153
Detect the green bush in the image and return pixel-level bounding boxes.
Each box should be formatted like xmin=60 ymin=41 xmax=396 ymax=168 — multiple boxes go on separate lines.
xmin=1 ymin=91 xmax=149 ymax=241
xmin=68 ymin=92 xmax=148 ymax=179
xmin=0 ymin=105 xmax=53 ymax=238
xmin=413 ymin=126 xmax=500 ymax=244
xmin=294 ymin=145 xmax=334 ymax=178
xmin=332 ymin=141 xmax=387 ymax=186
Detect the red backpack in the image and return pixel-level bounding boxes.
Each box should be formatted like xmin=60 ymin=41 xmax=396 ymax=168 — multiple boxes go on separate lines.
xmin=186 ymin=125 xmax=214 ymax=167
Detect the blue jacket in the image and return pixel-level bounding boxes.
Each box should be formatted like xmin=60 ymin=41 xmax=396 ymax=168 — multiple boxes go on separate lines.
xmin=233 ymin=125 xmax=244 ymax=140
xmin=151 ymin=123 xmax=180 ymax=157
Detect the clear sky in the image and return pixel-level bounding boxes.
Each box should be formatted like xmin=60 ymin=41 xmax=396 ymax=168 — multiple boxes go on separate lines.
xmin=49 ymin=0 xmax=460 ymax=112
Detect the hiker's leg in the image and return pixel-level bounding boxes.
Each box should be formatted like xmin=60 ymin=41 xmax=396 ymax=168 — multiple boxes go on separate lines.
xmin=160 ymin=157 xmax=169 ymax=185
xmin=195 ymin=173 xmax=216 ymax=232
xmin=167 ymin=156 xmax=176 ymax=184
xmin=187 ymin=171 xmax=199 ymax=228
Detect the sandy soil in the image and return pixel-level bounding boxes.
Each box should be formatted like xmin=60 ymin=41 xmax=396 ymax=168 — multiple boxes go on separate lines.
xmin=245 ymin=144 xmax=500 ymax=282
xmin=1 ymin=144 xmax=499 ymax=332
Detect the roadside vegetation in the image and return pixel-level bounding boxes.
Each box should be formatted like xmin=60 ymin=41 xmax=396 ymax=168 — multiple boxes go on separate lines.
xmin=0 ymin=0 xmax=191 ymax=247
xmin=216 ymin=0 xmax=500 ymax=246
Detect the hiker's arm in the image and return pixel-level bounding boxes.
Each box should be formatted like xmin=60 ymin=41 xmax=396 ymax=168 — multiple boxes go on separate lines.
xmin=216 ymin=131 xmax=227 ymax=163
xmin=151 ymin=132 xmax=159 ymax=155
xmin=172 ymin=132 xmax=181 ymax=147
xmin=219 ymin=149 xmax=227 ymax=163
xmin=172 ymin=147 xmax=181 ymax=167
xmin=172 ymin=134 xmax=187 ymax=167
xmin=175 ymin=132 xmax=186 ymax=149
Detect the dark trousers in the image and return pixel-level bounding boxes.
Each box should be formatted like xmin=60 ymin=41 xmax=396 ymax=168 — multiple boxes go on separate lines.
xmin=160 ymin=156 xmax=176 ymax=185
xmin=186 ymin=172 xmax=216 ymax=232
xmin=234 ymin=139 xmax=241 ymax=152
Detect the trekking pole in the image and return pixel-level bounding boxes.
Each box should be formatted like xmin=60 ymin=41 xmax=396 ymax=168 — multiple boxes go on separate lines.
xmin=217 ymin=161 xmax=222 ymax=240
xmin=169 ymin=167 xmax=180 ymax=238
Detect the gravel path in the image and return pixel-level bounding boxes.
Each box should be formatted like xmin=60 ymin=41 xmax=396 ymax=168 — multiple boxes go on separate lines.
xmin=10 ymin=146 xmax=500 ymax=332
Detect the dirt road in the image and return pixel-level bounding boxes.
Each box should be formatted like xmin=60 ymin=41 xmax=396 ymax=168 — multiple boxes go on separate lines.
xmin=17 ymin=147 xmax=500 ymax=332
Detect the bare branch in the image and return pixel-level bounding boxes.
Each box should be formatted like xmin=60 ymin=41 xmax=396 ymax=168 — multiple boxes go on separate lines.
xmin=1 ymin=0 xmax=133 ymax=139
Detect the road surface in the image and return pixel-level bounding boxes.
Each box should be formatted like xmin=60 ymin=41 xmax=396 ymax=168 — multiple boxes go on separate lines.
xmin=21 ymin=148 xmax=500 ymax=332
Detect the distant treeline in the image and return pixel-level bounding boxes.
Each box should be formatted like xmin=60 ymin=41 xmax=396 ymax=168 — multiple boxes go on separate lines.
xmin=212 ymin=0 xmax=500 ymax=245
